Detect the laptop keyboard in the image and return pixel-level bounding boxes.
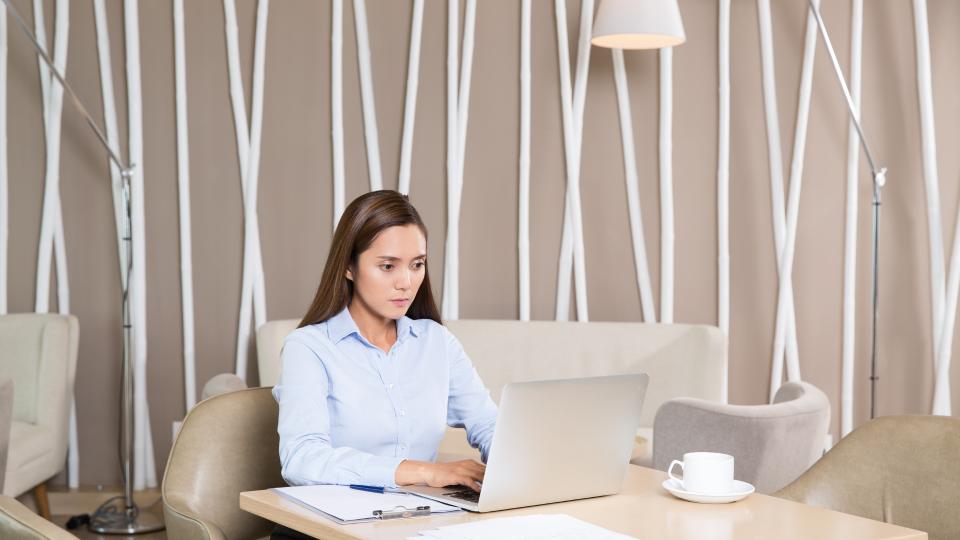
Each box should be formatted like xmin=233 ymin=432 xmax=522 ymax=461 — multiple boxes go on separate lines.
xmin=442 ymin=488 xmax=481 ymax=503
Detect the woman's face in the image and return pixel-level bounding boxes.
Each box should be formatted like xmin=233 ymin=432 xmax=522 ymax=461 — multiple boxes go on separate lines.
xmin=347 ymin=224 xmax=427 ymax=321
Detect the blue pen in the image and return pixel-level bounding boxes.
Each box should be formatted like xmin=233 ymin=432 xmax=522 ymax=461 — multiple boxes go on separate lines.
xmin=349 ymin=484 xmax=385 ymax=494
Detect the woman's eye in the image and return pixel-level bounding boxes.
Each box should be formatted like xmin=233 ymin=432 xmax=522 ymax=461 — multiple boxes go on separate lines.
xmin=413 ymin=261 xmax=425 ymax=270
xmin=381 ymin=264 xmax=393 ymax=271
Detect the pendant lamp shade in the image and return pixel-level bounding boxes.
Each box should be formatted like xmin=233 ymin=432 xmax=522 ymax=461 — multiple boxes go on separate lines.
xmin=591 ymin=0 xmax=686 ymax=49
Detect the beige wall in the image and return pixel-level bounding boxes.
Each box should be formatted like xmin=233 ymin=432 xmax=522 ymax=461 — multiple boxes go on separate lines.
xmin=3 ymin=0 xmax=959 ymax=486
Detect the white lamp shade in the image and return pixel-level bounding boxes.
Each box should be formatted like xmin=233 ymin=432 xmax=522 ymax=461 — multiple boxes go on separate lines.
xmin=591 ymin=0 xmax=686 ymax=49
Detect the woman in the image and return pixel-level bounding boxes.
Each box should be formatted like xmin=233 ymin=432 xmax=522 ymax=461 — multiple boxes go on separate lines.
xmin=273 ymin=190 xmax=497 ymax=492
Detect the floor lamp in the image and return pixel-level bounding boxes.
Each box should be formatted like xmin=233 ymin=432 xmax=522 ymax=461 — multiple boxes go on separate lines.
xmin=807 ymin=0 xmax=887 ymax=420
xmin=2 ymin=0 xmax=164 ymax=534
xmin=592 ymin=0 xmax=886 ymax=417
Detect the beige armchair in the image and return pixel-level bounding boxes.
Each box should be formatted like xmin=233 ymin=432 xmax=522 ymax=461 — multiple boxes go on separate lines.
xmin=652 ymin=381 xmax=830 ymax=493
xmin=162 ymin=387 xmax=284 ymax=540
xmin=777 ymin=415 xmax=960 ymax=540
xmin=0 ymin=314 xmax=78 ymax=518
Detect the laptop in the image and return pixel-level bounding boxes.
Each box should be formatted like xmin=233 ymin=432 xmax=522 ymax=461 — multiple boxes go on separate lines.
xmin=405 ymin=373 xmax=649 ymax=512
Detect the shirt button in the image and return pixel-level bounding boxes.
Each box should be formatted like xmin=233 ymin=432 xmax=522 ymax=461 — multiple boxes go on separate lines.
xmin=399 ymin=409 xmax=406 ymax=416
xmin=387 ymin=383 xmax=394 ymax=389
xmin=399 ymin=445 xmax=406 ymax=451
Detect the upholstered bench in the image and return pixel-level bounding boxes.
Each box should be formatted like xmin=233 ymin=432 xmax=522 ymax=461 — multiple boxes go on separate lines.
xmin=255 ymin=318 xmax=726 ymax=467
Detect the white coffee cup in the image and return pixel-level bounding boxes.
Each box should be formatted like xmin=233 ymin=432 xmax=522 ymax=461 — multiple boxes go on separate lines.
xmin=668 ymin=452 xmax=734 ymax=494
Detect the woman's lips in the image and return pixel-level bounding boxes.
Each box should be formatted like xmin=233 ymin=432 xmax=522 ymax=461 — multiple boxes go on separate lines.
xmin=390 ymin=298 xmax=410 ymax=306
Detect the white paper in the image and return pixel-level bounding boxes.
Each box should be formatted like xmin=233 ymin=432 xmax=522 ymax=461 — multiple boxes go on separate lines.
xmin=410 ymin=514 xmax=637 ymax=540
xmin=276 ymin=485 xmax=460 ymax=523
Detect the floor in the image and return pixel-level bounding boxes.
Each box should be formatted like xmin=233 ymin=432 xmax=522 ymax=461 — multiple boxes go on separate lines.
xmin=53 ymin=518 xmax=168 ymax=540
xmin=44 ymin=486 xmax=167 ymax=539
xmin=52 ymin=500 xmax=167 ymax=540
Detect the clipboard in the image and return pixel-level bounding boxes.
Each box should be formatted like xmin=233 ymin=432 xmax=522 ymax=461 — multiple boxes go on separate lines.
xmin=273 ymin=485 xmax=461 ymax=524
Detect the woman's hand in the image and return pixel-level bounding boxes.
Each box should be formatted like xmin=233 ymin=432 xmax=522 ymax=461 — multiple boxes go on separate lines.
xmin=395 ymin=459 xmax=486 ymax=491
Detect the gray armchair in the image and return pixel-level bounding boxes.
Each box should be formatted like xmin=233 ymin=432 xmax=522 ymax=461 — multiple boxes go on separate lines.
xmin=652 ymin=381 xmax=830 ymax=493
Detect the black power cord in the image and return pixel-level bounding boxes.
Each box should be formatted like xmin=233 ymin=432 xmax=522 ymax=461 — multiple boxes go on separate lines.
xmin=65 ymin=513 xmax=89 ymax=530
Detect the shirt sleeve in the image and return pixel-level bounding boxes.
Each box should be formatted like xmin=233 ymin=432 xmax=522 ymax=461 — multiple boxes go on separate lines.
xmin=443 ymin=329 xmax=498 ymax=462
xmin=273 ymin=338 xmax=404 ymax=487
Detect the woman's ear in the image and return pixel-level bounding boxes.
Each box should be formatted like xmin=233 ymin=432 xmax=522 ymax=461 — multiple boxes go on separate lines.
xmin=345 ymin=267 xmax=354 ymax=281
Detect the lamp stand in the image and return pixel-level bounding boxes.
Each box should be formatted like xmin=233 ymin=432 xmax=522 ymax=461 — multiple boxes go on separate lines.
xmin=1 ymin=0 xmax=164 ymax=533
xmin=808 ymin=0 xmax=887 ymax=420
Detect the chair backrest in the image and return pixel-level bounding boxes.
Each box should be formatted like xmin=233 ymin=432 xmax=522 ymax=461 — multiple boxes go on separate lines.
xmin=776 ymin=415 xmax=960 ymax=540
xmin=0 ymin=314 xmax=78 ymax=427
xmin=652 ymin=381 xmax=831 ymax=493
xmin=257 ymin=318 xmax=726 ymax=430
xmin=257 ymin=320 xmax=296 ymax=387
xmin=162 ymin=387 xmax=284 ymax=540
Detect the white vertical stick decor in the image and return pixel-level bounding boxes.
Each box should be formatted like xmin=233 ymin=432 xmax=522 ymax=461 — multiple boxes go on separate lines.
xmin=0 ymin=6 xmax=6 ymax=315
xmin=936 ymin=215 xmax=960 ymax=415
xmin=92 ymin=7 xmax=129 ymax=320
xmin=717 ymin=0 xmax=731 ymax=404
xmin=352 ymin=0 xmax=382 ymax=192
xmin=659 ymin=46 xmax=674 ymax=324
xmin=33 ymin=0 xmax=79 ymax=489
xmin=124 ymin=0 xmax=158 ymax=490
xmin=442 ymin=0 xmax=457 ymax=320
xmin=450 ymin=0 xmax=477 ymax=310
xmin=94 ymin=0 xmax=127 ymax=287
xmin=32 ymin=0 xmax=70 ymax=315
xmin=518 ymin=0 xmax=532 ymax=321
xmin=224 ymin=0 xmax=269 ymax=380
xmin=398 ymin=0 xmax=424 ymax=196
xmin=173 ymin=0 xmax=197 ymax=412
xmin=936 ymin=220 xmax=959 ymax=414
xmin=756 ymin=0 xmax=800 ymax=399
xmin=441 ymin=0 xmax=477 ymax=320
xmin=331 ymin=0 xmax=345 ymax=228
xmin=718 ymin=0 xmax=730 ymax=338
xmin=771 ymin=0 xmax=819 ymax=397
xmin=841 ymin=0 xmax=864 ymax=435
xmin=912 ymin=0 xmax=948 ymax=415
xmin=553 ymin=0 xmax=593 ymax=322
xmin=611 ymin=49 xmax=656 ymax=324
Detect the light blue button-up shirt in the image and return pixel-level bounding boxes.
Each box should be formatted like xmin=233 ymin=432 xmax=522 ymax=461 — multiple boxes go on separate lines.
xmin=273 ymin=307 xmax=498 ymax=488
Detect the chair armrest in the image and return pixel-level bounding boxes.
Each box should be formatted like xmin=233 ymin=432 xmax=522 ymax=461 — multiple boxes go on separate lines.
xmin=0 ymin=377 xmax=13 ymax=487
xmin=163 ymin=499 xmax=227 ymax=540
xmin=0 ymin=495 xmax=77 ymax=539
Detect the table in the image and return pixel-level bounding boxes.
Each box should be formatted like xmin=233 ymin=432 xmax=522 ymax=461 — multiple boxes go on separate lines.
xmin=240 ymin=465 xmax=926 ymax=540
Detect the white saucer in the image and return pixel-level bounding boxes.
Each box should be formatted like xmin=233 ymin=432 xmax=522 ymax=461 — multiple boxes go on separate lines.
xmin=662 ymin=478 xmax=755 ymax=504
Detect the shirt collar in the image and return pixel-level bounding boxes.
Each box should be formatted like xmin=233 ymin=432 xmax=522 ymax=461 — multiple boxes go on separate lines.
xmin=327 ymin=306 xmax=360 ymax=343
xmin=327 ymin=306 xmax=420 ymax=344
xmin=397 ymin=316 xmax=420 ymax=339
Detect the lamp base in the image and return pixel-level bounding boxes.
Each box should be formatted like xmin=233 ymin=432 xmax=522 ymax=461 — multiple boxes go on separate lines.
xmin=88 ymin=499 xmax=164 ymax=535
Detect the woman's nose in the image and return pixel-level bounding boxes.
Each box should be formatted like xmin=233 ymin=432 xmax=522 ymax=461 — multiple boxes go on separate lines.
xmin=395 ymin=269 xmax=412 ymax=290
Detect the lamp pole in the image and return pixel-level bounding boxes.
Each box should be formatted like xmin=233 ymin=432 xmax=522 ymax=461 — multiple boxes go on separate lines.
xmin=807 ymin=0 xmax=887 ymax=420
xmin=2 ymin=0 xmax=163 ymax=533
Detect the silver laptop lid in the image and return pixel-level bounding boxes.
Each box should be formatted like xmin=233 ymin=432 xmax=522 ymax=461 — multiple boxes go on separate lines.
xmin=476 ymin=373 xmax=649 ymax=512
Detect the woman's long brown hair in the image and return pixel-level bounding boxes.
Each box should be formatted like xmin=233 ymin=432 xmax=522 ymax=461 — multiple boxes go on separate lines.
xmin=298 ymin=190 xmax=441 ymax=328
